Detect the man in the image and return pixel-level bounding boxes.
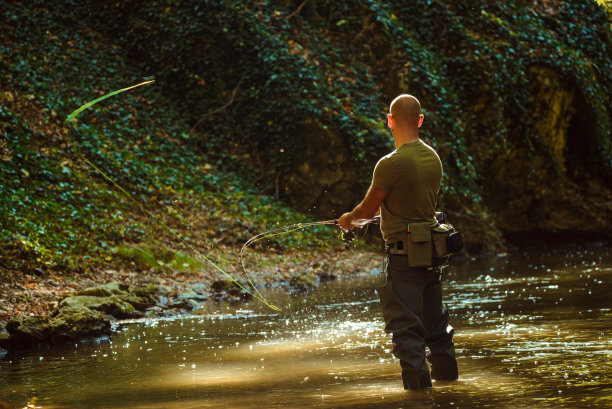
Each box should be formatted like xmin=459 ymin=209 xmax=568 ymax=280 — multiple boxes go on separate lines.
xmin=338 ymin=94 xmax=458 ymax=390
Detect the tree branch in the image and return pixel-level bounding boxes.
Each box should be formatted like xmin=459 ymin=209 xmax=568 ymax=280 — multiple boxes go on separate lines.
xmin=190 ymin=74 xmax=245 ymax=133
xmin=286 ymin=0 xmax=310 ymax=20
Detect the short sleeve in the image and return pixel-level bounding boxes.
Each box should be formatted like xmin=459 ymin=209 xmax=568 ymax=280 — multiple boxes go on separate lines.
xmin=372 ymin=156 xmax=395 ymax=192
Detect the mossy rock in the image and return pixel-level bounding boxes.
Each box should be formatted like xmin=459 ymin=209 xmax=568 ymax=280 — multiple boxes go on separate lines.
xmin=4 ymin=284 xmax=156 ymax=351
xmin=47 ymin=307 xmax=110 ymax=344
xmin=62 ymin=282 xmax=154 ymax=313
xmin=211 ymin=280 xmax=252 ymax=301
xmin=5 ymin=308 xmax=111 ymax=349
xmin=132 ymin=284 xmax=160 ymax=304
xmin=5 ymin=315 xmax=51 ymax=347
xmin=70 ymin=282 xmax=130 ymax=298
xmin=289 ymin=273 xmax=320 ymax=293
xmin=59 ymin=295 xmax=141 ymax=319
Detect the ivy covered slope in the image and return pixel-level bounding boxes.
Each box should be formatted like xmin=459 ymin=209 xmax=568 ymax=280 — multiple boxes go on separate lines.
xmin=0 ymin=1 xmax=338 ymax=276
xmin=83 ymin=0 xmax=611 ymax=247
xmin=1 ymin=0 xmax=611 ymax=279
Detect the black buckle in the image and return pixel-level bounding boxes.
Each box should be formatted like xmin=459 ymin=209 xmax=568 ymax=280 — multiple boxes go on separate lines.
xmin=386 ymin=240 xmax=404 ymax=250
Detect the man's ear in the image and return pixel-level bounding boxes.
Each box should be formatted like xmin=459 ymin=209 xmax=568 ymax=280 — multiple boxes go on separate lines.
xmin=417 ymin=114 xmax=424 ymax=128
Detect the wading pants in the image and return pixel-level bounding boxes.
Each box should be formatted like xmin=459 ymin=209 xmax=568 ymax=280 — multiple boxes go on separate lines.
xmin=380 ymin=254 xmax=458 ymax=389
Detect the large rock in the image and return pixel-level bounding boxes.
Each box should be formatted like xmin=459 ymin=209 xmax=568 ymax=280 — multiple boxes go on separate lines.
xmin=47 ymin=307 xmax=110 ymax=345
xmin=288 ymin=273 xmax=320 ymax=293
xmin=5 ymin=315 xmax=50 ymax=348
xmin=5 ymin=309 xmax=110 ymax=349
xmin=68 ymin=282 xmax=129 ymax=297
xmin=59 ymin=295 xmax=140 ymax=319
xmin=67 ymin=282 xmax=152 ymax=311
xmin=3 ymin=282 xmax=157 ymax=350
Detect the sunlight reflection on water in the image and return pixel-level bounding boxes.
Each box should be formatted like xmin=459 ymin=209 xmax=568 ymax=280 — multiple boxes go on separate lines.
xmin=0 ymin=245 xmax=610 ymax=408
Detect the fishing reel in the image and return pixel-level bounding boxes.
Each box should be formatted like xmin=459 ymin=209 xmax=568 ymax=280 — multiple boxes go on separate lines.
xmin=337 ymin=216 xmax=379 ymax=250
xmin=340 ymin=229 xmax=356 ymax=250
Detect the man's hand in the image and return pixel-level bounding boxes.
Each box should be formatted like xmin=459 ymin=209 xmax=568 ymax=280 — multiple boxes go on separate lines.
xmin=337 ymin=185 xmax=388 ymax=231
xmin=338 ymin=212 xmax=354 ymax=230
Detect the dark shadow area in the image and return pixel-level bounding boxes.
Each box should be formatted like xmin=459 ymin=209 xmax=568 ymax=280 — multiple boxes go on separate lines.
xmin=502 ymin=229 xmax=610 ymax=250
xmin=565 ymin=92 xmax=605 ymax=183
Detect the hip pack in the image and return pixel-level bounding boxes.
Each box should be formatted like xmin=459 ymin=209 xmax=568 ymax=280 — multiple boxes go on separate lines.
xmin=387 ymin=217 xmax=464 ymax=267
xmin=431 ymin=223 xmax=464 ymax=258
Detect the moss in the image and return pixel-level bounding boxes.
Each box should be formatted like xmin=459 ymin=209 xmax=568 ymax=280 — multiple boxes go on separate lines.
xmin=5 ymin=315 xmax=50 ymax=345
xmin=70 ymin=282 xmax=130 ymax=298
xmin=47 ymin=308 xmax=110 ymax=344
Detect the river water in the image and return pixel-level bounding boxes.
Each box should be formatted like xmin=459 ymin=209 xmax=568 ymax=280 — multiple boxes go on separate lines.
xmin=1 ymin=245 xmax=610 ymax=408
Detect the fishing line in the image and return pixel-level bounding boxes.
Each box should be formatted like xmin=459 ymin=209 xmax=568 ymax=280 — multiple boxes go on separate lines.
xmin=64 ymin=79 xmax=281 ymax=311
xmin=239 ymin=219 xmax=376 ymax=298
xmin=64 ymin=79 xmax=155 ymax=125
xmin=239 ymin=220 xmax=337 ymax=301
xmin=65 ymin=79 xmax=378 ymax=311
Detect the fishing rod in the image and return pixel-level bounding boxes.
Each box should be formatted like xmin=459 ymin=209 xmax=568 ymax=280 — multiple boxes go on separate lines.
xmin=240 ymin=217 xmax=379 ymax=259
xmin=238 ymin=217 xmax=379 ymax=301
xmin=238 ymin=220 xmax=336 ymax=301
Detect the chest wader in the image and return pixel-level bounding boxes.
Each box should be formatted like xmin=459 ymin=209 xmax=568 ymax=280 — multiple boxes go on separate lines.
xmin=381 ymin=221 xmax=461 ymax=389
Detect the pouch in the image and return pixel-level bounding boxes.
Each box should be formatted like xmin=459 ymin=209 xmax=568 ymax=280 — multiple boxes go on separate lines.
xmin=432 ymin=223 xmax=464 ymax=257
xmin=407 ymin=222 xmax=432 ymax=267
xmin=446 ymin=231 xmax=464 ymax=254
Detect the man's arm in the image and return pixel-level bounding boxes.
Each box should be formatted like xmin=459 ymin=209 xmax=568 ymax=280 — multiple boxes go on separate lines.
xmin=338 ymin=184 xmax=388 ymax=230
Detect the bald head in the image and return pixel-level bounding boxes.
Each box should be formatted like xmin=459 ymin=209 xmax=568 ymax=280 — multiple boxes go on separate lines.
xmin=389 ymin=94 xmax=421 ymax=128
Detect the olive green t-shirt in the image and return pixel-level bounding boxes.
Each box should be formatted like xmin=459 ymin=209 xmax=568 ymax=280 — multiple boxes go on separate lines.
xmin=372 ymin=140 xmax=442 ymax=243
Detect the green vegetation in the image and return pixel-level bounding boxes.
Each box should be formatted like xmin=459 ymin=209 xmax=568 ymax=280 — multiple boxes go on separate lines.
xmin=1 ymin=0 xmax=611 ymax=275
xmin=0 ymin=0 xmax=339 ymax=274
xmin=113 ymin=244 xmax=206 ymax=273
